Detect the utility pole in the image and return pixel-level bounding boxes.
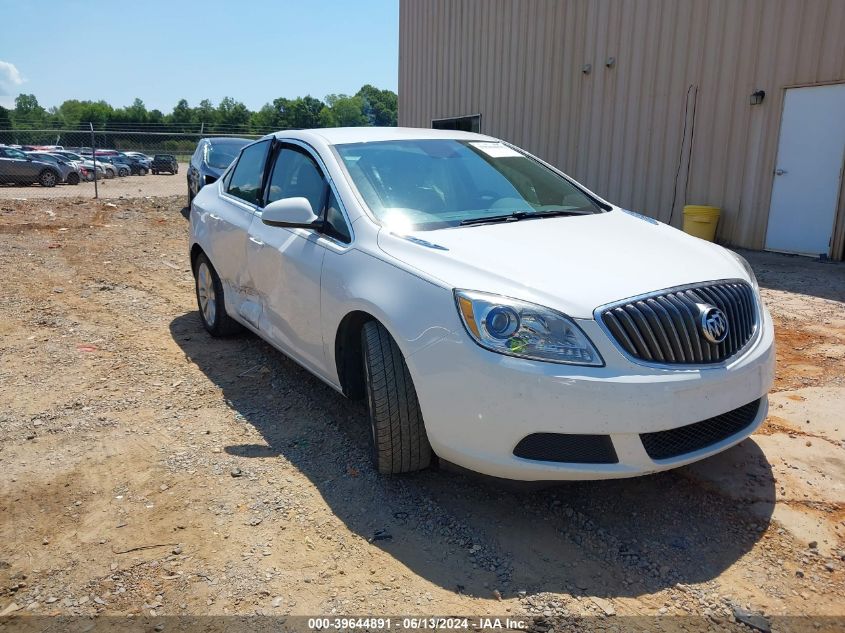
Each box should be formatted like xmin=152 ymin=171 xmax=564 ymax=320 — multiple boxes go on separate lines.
xmin=90 ymin=122 xmax=98 ymax=199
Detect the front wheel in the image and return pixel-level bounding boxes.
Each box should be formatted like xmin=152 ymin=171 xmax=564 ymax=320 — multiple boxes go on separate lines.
xmin=119 ymin=168 xmax=129 ymax=177
xmin=361 ymin=321 xmax=432 ymax=474
xmin=39 ymin=169 xmax=58 ymax=187
xmin=140 ymin=167 xmax=148 ymax=176
xmin=193 ymin=253 xmax=242 ymax=337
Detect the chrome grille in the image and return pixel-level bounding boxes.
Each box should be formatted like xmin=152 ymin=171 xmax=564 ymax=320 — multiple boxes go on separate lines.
xmin=599 ymin=280 xmax=757 ymax=365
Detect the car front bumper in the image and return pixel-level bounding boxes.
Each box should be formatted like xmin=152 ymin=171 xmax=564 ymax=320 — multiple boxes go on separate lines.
xmin=406 ymin=307 xmax=775 ymax=481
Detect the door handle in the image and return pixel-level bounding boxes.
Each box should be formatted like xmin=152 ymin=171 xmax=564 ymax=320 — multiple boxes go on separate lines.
xmin=208 ymin=213 xmax=221 ymax=220
xmin=775 ymin=168 xmax=788 ymax=176
xmin=248 ymin=236 xmax=264 ymax=246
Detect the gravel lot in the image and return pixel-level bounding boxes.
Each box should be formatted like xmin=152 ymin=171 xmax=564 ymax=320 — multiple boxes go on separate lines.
xmin=0 ymin=195 xmax=843 ymax=628
xmin=0 ymin=165 xmax=188 ymax=200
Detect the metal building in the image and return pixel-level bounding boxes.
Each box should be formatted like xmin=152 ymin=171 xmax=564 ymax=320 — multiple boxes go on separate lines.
xmin=398 ymin=0 xmax=845 ymax=259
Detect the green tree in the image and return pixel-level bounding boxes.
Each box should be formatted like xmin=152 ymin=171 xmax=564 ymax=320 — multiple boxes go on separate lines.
xmin=320 ymin=94 xmax=367 ymax=127
xmin=195 ymin=99 xmax=217 ymax=127
xmin=356 ymin=84 xmax=397 ymax=126
xmin=216 ymin=96 xmax=250 ymax=129
xmin=2 ymin=85 xmax=398 ymax=133
xmin=12 ymin=93 xmax=47 ymax=128
xmin=125 ymin=98 xmax=148 ymax=122
xmin=251 ymin=102 xmax=281 ymax=132
xmin=170 ymin=99 xmax=193 ymax=126
xmin=0 ymin=105 xmax=12 ymax=130
xmin=287 ymin=96 xmax=325 ymax=128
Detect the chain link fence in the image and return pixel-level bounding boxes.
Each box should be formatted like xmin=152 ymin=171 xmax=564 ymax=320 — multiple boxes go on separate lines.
xmin=0 ymin=123 xmax=271 ymax=197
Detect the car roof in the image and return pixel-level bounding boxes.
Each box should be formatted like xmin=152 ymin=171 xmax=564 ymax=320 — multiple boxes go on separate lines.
xmin=204 ymin=137 xmax=252 ymax=145
xmin=264 ymin=126 xmax=497 ymax=146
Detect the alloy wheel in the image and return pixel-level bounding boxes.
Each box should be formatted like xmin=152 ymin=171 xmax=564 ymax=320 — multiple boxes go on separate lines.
xmin=196 ymin=261 xmax=217 ymax=326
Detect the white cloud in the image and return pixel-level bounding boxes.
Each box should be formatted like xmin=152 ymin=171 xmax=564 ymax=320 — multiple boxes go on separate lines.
xmin=0 ymin=61 xmax=26 ymax=109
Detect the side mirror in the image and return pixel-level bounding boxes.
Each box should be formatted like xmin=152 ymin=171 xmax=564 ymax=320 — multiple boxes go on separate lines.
xmin=262 ymin=197 xmax=323 ymax=230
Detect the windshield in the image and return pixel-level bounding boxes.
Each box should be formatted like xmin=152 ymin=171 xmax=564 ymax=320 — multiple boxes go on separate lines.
xmin=205 ymin=144 xmax=242 ymax=169
xmin=335 ymin=139 xmax=602 ymax=231
xmin=29 ymin=153 xmax=57 ymax=163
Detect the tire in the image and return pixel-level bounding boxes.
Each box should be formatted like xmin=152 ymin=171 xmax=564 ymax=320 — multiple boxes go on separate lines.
xmin=140 ymin=168 xmax=148 ymax=176
xmin=152 ymin=170 xmax=158 ymax=175
xmin=38 ymin=169 xmax=58 ymax=188
xmin=188 ymin=181 xmax=195 ymax=206
xmin=67 ymin=172 xmax=80 ymax=185
xmin=119 ymin=168 xmax=129 ymax=177
xmin=361 ymin=321 xmax=432 ymax=474
xmin=105 ymin=168 xmax=115 ymax=179
xmin=193 ymin=253 xmax=242 ymax=337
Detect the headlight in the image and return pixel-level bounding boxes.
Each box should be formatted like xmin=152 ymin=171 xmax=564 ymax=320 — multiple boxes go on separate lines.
xmin=728 ymin=251 xmax=765 ymax=320
xmin=454 ymin=290 xmax=603 ymax=366
xmin=728 ymin=251 xmax=759 ymax=292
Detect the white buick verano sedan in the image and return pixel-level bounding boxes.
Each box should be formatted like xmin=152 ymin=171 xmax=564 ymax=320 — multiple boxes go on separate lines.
xmin=188 ymin=127 xmax=775 ymax=481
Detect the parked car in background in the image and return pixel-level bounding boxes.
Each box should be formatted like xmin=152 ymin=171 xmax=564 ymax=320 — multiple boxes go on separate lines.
xmin=189 ymin=128 xmax=774 ymax=480
xmin=117 ymin=153 xmax=150 ymax=175
xmin=152 ymin=154 xmax=179 ymax=175
xmin=0 ymin=146 xmax=62 ymax=187
xmin=26 ymin=151 xmax=80 ymax=185
xmin=53 ymin=151 xmax=105 ymax=180
xmin=187 ymin=137 xmax=252 ymax=203
xmin=125 ymin=152 xmax=152 ymax=168
xmin=123 ymin=151 xmax=154 ymax=163
xmin=95 ymin=156 xmax=130 ymax=177
xmin=91 ymin=157 xmax=116 ymax=179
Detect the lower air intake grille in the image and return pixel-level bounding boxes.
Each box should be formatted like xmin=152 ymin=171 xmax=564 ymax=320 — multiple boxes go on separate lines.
xmin=640 ymin=399 xmax=762 ymax=460
xmin=513 ymin=433 xmax=618 ymax=464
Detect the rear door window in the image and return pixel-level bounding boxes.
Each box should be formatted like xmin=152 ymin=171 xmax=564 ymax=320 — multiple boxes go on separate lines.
xmin=225 ymin=141 xmax=269 ymax=205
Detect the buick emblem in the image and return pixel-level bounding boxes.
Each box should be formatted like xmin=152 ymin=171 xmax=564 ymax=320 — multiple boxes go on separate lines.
xmin=698 ymin=304 xmax=728 ymax=344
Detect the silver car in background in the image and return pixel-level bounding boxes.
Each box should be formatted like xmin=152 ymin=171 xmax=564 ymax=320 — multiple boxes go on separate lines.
xmin=93 ymin=156 xmax=129 ymax=178
xmin=26 ymin=152 xmax=81 ymax=185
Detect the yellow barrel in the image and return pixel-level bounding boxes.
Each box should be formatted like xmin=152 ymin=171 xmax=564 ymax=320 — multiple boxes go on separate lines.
xmin=682 ymin=205 xmax=720 ymax=241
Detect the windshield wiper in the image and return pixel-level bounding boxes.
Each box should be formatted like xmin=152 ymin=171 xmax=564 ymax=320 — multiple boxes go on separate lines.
xmin=459 ymin=209 xmax=592 ymax=226
xmin=459 ymin=212 xmax=527 ymax=226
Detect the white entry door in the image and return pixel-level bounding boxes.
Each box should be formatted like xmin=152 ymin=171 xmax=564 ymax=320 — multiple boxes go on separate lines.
xmin=765 ymin=83 xmax=845 ymax=256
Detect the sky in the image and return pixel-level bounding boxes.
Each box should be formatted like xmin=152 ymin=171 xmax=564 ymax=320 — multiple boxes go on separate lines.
xmin=0 ymin=0 xmax=399 ymax=112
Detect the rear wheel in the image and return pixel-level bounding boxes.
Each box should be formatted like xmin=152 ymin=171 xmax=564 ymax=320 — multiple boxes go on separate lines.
xmin=38 ymin=169 xmax=58 ymax=188
xmin=194 ymin=253 xmax=242 ymax=337
xmin=105 ymin=168 xmax=115 ymax=179
xmin=361 ymin=321 xmax=432 ymax=474
xmin=152 ymin=169 xmax=158 ymax=175
xmin=119 ymin=167 xmax=130 ymax=177
xmin=67 ymin=172 xmax=80 ymax=185
xmin=140 ymin=167 xmax=148 ymax=176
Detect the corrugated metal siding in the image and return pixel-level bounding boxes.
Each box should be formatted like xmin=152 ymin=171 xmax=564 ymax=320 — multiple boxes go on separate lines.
xmin=399 ymin=0 xmax=845 ymax=252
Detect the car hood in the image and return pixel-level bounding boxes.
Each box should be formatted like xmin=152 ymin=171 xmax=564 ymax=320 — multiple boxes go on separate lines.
xmin=375 ymin=209 xmax=746 ymax=319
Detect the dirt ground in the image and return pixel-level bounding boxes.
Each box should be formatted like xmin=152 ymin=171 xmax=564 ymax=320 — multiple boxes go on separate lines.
xmin=0 ymin=165 xmax=188 ymax=200
xmin=0 ymin=195 xmax=843 ymax=628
